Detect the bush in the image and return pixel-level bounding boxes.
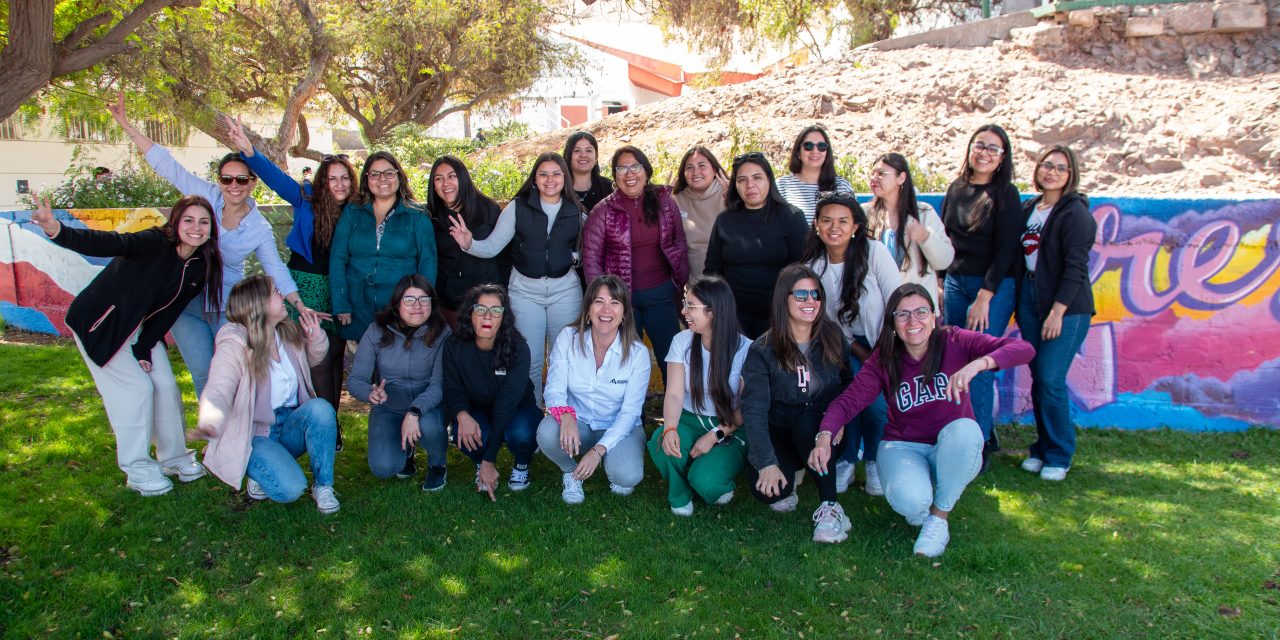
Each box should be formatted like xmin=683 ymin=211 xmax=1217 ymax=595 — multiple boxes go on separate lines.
xmin=24 ymin=171 xmax=182 ymax=209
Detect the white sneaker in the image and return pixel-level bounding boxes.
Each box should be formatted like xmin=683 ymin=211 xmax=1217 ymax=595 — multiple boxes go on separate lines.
xmin=1021 ymin=457 xmax=1045 ymax=473
xmin=812 ymin=501 xmax=849 ymax=544
xmin=312 ymin=485 xmax=340 ymax=514
xmin=245 ymin=478 xmax=267 ymax=501
xmin=671 ymin=502 xmax=694 ymax=516
xmin=770 ymin=493 xmax=799 ymax=513
xmin=714 ymin=490 xmax=734 ymax=505
xmin=834 ymin=460 xmax=854 ymax=494
xmin=561 ymin=472 xmax=584 ymax=504
xmin=864 ymin=461 xmax=884 ymax=496
xmin=1040 ymin=466 xmax=1069 ymax=481
xmin=162 ymin=460 xmax=208 ymax=483
xmin=126 ymin=477 xmax=173 ymax=497
xmin=508 ymin=464 xmax=531 ymax=491
xmin=913 ymin=515 xmax=950 ymax=557
xmin=609 ymin=483 xmax=634 ymax=496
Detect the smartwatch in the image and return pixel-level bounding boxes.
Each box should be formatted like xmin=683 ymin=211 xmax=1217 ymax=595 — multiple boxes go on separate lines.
xmin=714 ymin=428 xmax=727 ymax=444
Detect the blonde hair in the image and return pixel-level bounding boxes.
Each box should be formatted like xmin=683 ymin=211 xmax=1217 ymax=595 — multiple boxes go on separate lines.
xmin=225 ymin=275 xmax=303 ymax=381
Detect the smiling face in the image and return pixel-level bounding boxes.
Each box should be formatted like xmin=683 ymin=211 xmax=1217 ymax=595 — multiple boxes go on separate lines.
xmin=614 ymin=152 xmax=647 ymax=199
xmin=814 ymin=203 xmax=856 ymax=255
xmin=869 ymin=161 xmax=905 ymax=199
xmin=681 ymin=291 xmax=713 ymax=337
xmin=266 ymin=286 xmax=288 ymax=325
xmin=433 ymin=164 xmax=460 ymax=209
xmin=800 ymin=131 xmax=828 ymax=171
xmin=682 ymin=151 xmax=716 ymax=193
xmin=175 ymin=205 xmax=213 ymax=252
xmin=588 ymin=285 xmax=625 ymax=336
xmin=218 ymin=160 xmax=256 ymax=206
xmin=893 ymin=293 xmax=935 ymax=352
xmin=967 ymin=130 xmax=1004 ymax=181
xmin=535 ymin=160 xmax=564 ymax=201
xmin=571 ymin=139 xmax=597 ymax=176
xmin=366 ymin=158 xmax=400 ymax=200
xmin=326 ymin=163 xmax=353 ymax=203
xmin=398 ymin=286 xmax=432 ymax=327
xmin=735 ymin=162 xmax=770 ymax=209
xmin=787 ymin=277 xmax=822 ymax=326
xmin=471 ymin=293 xmax=504 ymax=342
xmin=1036 ymin=151 xmax=1071 ymax=194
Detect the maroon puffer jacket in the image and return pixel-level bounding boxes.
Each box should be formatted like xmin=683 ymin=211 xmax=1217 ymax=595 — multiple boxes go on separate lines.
xmin=582 ymin=186 xmax=690 ymax=291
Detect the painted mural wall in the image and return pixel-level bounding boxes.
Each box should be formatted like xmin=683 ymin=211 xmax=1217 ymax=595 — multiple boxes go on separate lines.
xmin=2 ymin=197 xmax=1278 ymax=430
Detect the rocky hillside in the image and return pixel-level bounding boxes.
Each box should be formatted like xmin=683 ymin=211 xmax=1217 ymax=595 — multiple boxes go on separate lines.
xmin=496 ymin=18 xmax=1280 ymax=194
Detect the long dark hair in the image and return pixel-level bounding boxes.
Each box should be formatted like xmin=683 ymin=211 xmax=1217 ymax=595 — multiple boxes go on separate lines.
xmin=875 ymin=283 xmax=946 ymax=390
xmin=724 ymin=153 xmax=789 ymax=213
xmin=515 ymin=152 xmax=584 ymax=214
xmin=1033 ymin=145 xmax=1081 ymax=196
xmin=569 ymin=274 xmax=640 ymax=364
xmin=672 ymin=146 xmax=726 ymax=195
xmin=610 ymin=145 xmax=661 ymax=225
xmin=373 ymin=274 xmax=447 ymax=350
xmin=357 ymin=150 xmax=415 ymax=204
xmin=453 ymin=283 xmax=523 ymax=372
xmin=164 ymin=195 xmax=223 ymax=317
xmin=427 ymin=155 xmax=500 ymax=228
xmin=684 ymin=275 xmax=740 ymax=424
xmin=306 ymin=154 xmax=356 ymax=251
xmin=956 ymin=124 xmax=1015 ymax=232
xmin=787 ymin=124 xmax=838 ymax=191
xmin=563 ymin=131 xmax=604 ymax=181
xmin=867 ymin=153 xmax=928 ymax=276
xmin=766 ymin=264 xmax=845 ymax=373
xmin=801 ymin=191 xmax=871 ymax=327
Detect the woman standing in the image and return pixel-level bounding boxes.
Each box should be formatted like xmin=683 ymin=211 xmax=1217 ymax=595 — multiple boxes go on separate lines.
xmin=704 ymin=153 xmax=809 ymax=339
xmin=813 ymin=283 xmax=1034 ymax=556
xmin=536 ymin=275 xmax=651 ymax=504
xmin=648 ymin=276 xmax=753 ymax=516
xmin=442 ymin=284 xmax=543 ymax=500
xmin=448 ymin=153 xmax=585 ymax=405
xmin=330 ymin=151 xmax=438 ymax=344
xmin=1017 ymin=146 xmax=1096 ymax=482
xmin=564 ymin=131 xmax=614 ymax=214
xmin=802 ymin=191 xmax=900 ymax=497
xmin=32 ymin=194 xmax=221 ymax=496
xmin=427 ymin=155 xmax=505 ymax=326
xmin=775 ymin=125 xmax=855 ymax=225
xmin=582 ymin=145 xmax=689 ymax=382
xmin=941 ymin=124 xmax=1022 ymax=461
xmin=107 ymin=94 xmax=316 ymax=397
xmin=671 ymin=146 xmax=728 ymax=279
xmin=348 ymin=275 xmax=451 ymax=489
xmin=865 ymin=153 xmax=954 ymax=305
xmin=191 ymin=275 xmax=340 ymax=514
xmin=740 ymin=265 xmax=853 ymax=543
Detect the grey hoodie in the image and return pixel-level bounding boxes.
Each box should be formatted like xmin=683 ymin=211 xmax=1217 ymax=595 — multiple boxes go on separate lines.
xmin=349 ymin=322 xmax=450 ymax=414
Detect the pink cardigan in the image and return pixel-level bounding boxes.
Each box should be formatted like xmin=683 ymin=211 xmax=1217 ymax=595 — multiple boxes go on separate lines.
xmin=197 ymin=323 xmax=328 ymax=489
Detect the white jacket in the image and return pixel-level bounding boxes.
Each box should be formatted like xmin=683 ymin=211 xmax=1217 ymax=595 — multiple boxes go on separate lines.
xmin=544 ymin=326 xmax=651 ymax=452
xmin=872 ymin=201 xmax=954 ymax=306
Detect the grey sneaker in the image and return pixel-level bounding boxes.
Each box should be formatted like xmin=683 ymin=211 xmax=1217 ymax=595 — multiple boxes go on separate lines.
xmin=913 ymin=515 xmax=950 ymax=557
xmin=126 ymin=477 xmax=173 ymax=497
xmin=671 ymin=502 xmax=694 ymax=516
xmin=864 ymin=461 xmax=884 ymax=496
xmin=245 ymin=478 xmax=267 ymax=500
xmin=770 ymin=493 xmax=799 ymax=513
xmin=508 ymin=464 xmax=531 ymax=491
xmin=834 ymin=460 xmax=854 ymax=494
xmin=812 ymin=501 xmax=849 ymax=543
xmin=162 ymin=460 xmax=207 ymax=483
xmin=562 ymin=472 xmax=585 ymax=504
xmin=1040 ymin=466 xmax=1069 ymax=481
xmin=312 ymin=485 xmax=340 ymax=514
xmin=1021 ymin=457 xmax=1045 ymax=473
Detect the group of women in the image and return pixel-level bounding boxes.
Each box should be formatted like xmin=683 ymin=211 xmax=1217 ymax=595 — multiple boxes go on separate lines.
xmin=39 ymin=97 xmax=1098 ymax=555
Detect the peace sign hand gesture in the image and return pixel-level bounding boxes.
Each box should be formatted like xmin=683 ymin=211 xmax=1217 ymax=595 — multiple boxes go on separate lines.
xmin=224 ymin=114 xmax=255 ymax=156
xmin=447 ymin=213 xmax=473 ymax=251
xmin=30 ymin=193 xmax=61 ymax=238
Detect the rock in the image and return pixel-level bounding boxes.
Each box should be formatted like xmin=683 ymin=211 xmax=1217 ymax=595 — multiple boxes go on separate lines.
xmin=694 ymin=104 xmax=712 ymax=117
xmin=1146 ymin=157 xmax=1185 ymax=173
xmin=1214 ymin=3 xmax=1267 ymax=31
xmin=1125 ymin=16 xmax=1167 ymax=37
xmin=1010 ymin=23 xmax=1067 ymax=49
xmin=976 ymin=94 xmax=997 ymax=112
xmin=1167 ymin=3 xmax=1214 ymax=33
xmin=1069 ymin=8 xmax=1098 ymax=28
xmin=1200 ymin=172 xmax=1229 ymax=187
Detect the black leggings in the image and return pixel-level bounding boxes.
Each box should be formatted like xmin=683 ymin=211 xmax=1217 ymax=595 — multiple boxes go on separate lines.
xmin=747 ymin=411 xmax=845 ymax=505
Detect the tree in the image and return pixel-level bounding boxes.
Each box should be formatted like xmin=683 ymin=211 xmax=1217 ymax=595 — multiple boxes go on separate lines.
xmin=0 ymin=0 xmax=202 ymax=122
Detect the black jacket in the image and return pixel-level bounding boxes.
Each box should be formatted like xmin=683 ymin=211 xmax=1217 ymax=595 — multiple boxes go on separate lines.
xmin=739 ymin=333 xmax=852 ymax=471
xmin=511 ymin=191 xmax=581 ymax=280
xmin=1019 ymin=192 xmax=1097 ymax=319
xmin=54 ymin=226 xmax=210 ymax=367
xmin=441 ymin=334 xmax=537 ymax=463
xmin=432 ymin=198 xmax=507 ymax=309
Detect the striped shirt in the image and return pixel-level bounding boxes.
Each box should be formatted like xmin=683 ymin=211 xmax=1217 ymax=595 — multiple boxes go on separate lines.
xmin=775 ymin=174 xmax=855 ymax=225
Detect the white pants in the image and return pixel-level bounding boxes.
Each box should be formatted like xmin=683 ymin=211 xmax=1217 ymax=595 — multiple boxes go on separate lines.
xmin=74 ymin=331 xmax=195 ymax=484
xmin=507 ymin=270 xmax=582 ymax=406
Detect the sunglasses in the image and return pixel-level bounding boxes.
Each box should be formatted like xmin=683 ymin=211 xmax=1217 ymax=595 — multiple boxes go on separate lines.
xmin=472 ymin=304 xmax=505 ymax=317
xmin=401 ymin=295 xmax=432 ymax=307
xmin=802 ymin=141 xmax=829 ymax=152
xmin=218 ymin=175 xmax=254 ymax=186
xmin=322 ymin=154 xmax=350 ymax=162
xmin=790 ymin=288 xmax=822 ymax=302
xmin=733 ymin=151 xmax=766 ymax=165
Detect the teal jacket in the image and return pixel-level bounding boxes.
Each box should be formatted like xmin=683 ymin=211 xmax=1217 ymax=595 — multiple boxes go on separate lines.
xmin=330 ymin=198 xmax=437 ymax=341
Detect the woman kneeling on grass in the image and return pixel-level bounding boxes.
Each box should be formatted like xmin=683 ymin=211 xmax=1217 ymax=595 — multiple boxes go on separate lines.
xmin=812 ymin=283 xmax=1034 ymax=556
xmin=348 ymin=274 xmax=451 ymax=489
xmin=536 ymin=275 xmax=651 ymax=504
xmin=32 ymin=194 xmax=221 ymax=497
xmin=648 ymin=275 xmax=752 ymax=516
xmin=741 ymin=265 xmax=853 ymax=543
xmin=191 ymin=275 xmax=340 ymax=514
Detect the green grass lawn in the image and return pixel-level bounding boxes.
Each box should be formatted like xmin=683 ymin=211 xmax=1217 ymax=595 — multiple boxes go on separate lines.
xmin=1 ymin=337 xmax=1277 ymax=639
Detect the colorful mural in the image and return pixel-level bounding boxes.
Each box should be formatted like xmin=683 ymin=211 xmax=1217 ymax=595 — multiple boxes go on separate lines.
xmin=2 ymin=197 xmax=1278 ymax=430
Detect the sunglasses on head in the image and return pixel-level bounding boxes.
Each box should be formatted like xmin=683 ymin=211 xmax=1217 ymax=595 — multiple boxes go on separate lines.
xmin=733 ymin=151 xmax=766 ymax=165
xmin=218 ymin=175 xmax=254 ymax=186
xmin=790 ymin=288 xmax=822 ymax=302
xmin=322 ymin=154 xmax=350 ymax=162
xmin=802 ymin=141 xmax=829 ymax=152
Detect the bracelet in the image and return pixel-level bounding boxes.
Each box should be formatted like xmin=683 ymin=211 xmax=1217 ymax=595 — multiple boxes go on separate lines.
xmin=662 ymin=425 xmax=677 ymax=435
xmin=548 ymin=406 xmax=577 ymax=422
xmin=814 ymin=431 xmax=833 ymax=445
xmin=984 ymin=355 xmax=997 ymax=371
xmin=592 ymin=444 xmax=606 ymax=457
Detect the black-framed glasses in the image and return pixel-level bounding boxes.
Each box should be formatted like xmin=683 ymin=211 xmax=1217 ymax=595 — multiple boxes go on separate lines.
xmin=801 ymin=141 xmax=829 ymax=152
xmin=473 ymin=304 xmax=505 ymax=317
xmin=732 ymin=151 xmax=766 ymax=165
xmin=401 ymin=295 xmax=432 ymax=307
xmin=218 ymin=175 xmax=254 ymax=186
xmin=1038 ymin=161 xmax=1070 ymax=174
xmin=790 ymin=288 xmax=822 ymax=302
xmin=367 ymin=169 xmax=399 ymax=181
xmin=322 ymin=154 xmax=350 ymax=162
xmin=970 ymin=142 xmax=1004 ymax=156
xmin=892 ymin=306 xmax=933 ymax=323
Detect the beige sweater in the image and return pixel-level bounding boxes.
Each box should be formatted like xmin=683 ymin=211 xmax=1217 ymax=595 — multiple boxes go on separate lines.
xmin=673 ymin=179 xmax=726 ymax=280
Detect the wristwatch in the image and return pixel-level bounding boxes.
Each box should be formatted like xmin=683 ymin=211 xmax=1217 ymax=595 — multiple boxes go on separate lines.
xmin=714 ymin=428 xmax=727 ymax=444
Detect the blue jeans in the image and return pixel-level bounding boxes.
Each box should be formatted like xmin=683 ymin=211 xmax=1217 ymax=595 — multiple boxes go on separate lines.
xmin=368 ymin=405 xmax=446 ymax=479
xmin=876 ymin=419 xmax=984 ymax=525
xmin=170 ymin=296 xmax=227 ymax=397
xmin=838 ymin=345 xmax=888 ymax=465
xmin=943 ymin=274 xmax=1016 ymax=441
xmin=1017 ymin=277 xmax=1091 ymax=468
xmin=246 ymin=398 xmax=338 ymax=502
xmin=632 ymin=281 xmax=681 ymax=386
xmin=451 ymin=402 xmax=542 ymax=466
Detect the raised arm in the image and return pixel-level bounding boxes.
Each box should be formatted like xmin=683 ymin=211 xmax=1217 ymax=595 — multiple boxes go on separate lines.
xmin=463 ymin=201 xmax=517 ymax=258
xmin=106 ymin=92 xmax=154 ymax=153
xmin=228 ymin=115 xmax=306 ymax=208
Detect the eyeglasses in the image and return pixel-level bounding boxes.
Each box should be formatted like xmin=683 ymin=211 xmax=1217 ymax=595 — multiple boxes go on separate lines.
xmin=892 ymin=306 xmax=933 ymax=323
xmin=367 ymin=169 xmax=399 ymax=181
xmin=970 ymin=142 xmax=1005 ymax=156
xmin=322 ymin=154 xmax=350 ymax=162
xmin=536 ymin=171 xmax=564 ymax=179
xmin=218 ymin=175 xmax=254 ymax=186
xmin=868 ymin=169 xmax=898 ymax=179
xmin=732 ymin=151 xmax=766 ymax=165
xmin=401 ymin=295 xmax=432 ymax=307
xmin=801 ymin=141 xmax=829 ymax=152
xmin=1038 ymin=161 xmax=1070 ymax=174
xmin=472 ymin=304 xmax=505 ymax=317
xmin=790 ymin=289 xmax=822 ymax=302
xmin=615 ymin=164 xmax=645 ymax=175
xmin=681 ymin=300 xmax=709 ymax=310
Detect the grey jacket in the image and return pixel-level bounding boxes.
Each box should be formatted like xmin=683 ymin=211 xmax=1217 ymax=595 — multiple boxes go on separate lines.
xmin=349 ymin=322 xmax=450 ymax=414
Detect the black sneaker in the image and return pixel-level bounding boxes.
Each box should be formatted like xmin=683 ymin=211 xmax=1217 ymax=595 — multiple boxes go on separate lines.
xmin=396 ymin=452 xmax=416 ymax=479
xmin=421 ymin=465 xmax=447 ymax=491
xmin=335 ymin=427 xmax=344 ymax=453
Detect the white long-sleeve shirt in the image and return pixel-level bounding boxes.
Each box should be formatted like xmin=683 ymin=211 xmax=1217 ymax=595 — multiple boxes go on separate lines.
xmin=809 ymin=240 xmax=902 ymax=344
xmin=543 ymin=326 xmax=651 ymax=452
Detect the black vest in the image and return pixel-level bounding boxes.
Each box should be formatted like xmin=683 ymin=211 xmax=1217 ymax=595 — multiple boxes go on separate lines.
xmin=511 ymin=191 xmax=580 ymax=279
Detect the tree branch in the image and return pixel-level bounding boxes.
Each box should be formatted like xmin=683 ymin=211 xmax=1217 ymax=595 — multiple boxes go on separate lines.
xmin=55 ymin=0 xmax=202 ymax=75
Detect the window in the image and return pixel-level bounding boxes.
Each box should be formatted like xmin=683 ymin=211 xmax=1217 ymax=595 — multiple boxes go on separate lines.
xmin=64 ymin=117 xmax=109 ymax=143
xmin=145 ymin=120 xmax=189 ymax=147
xmin=0 ymin=118 xmax=20 ymax=141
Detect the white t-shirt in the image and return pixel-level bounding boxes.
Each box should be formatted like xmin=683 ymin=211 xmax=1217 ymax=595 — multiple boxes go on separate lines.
xmin=1023 ymin=202 xmax=1052 ymax=272
xmin=665 ymin=329 xmax=752 ymax=417
xmin=268 ymin=332 xmax=300 ymax=410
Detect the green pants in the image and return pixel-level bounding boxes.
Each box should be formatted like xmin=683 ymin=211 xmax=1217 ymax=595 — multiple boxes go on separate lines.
xmin=647 ymin=410 xmax=747 ymax=508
